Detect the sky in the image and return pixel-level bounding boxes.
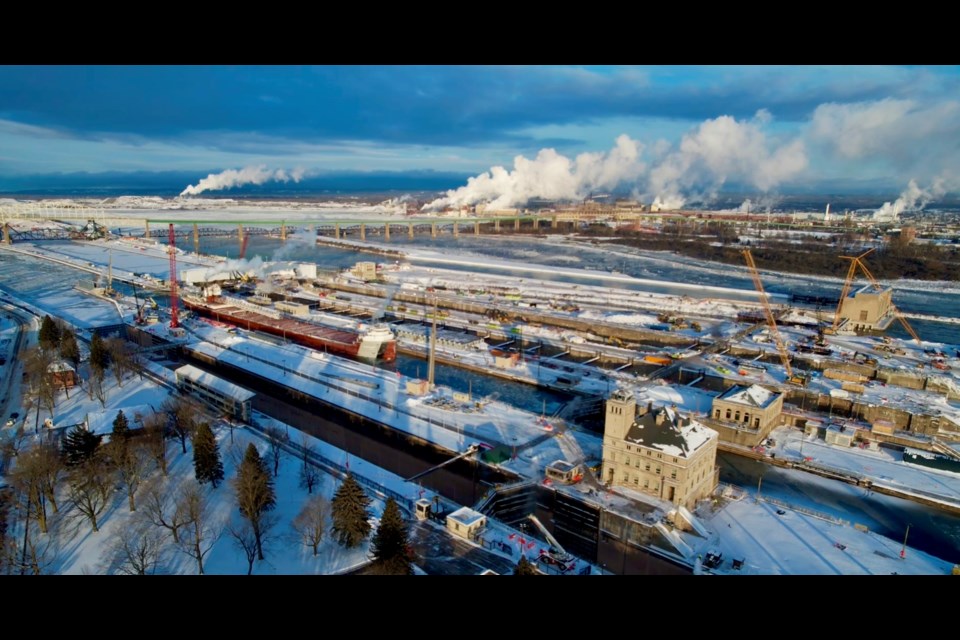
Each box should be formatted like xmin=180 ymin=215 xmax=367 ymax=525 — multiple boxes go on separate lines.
xmin=0 ymin=65 xmax=958 ymax=201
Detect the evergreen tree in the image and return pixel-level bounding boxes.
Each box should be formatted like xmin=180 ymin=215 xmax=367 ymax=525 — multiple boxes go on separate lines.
xmin=234 ymin=443 xmax=275 ymax=560
xmin=370 ymin=497 xmax=412 ymax=574
xmin=38 ymin=315 xmax=61 ymax=351
xmin=89 ymin=333 xmax=109 ymax=373
xmin=192 ymin=423 xmax=224 ymax=488
xmin=62 ymin=425 xmax=102 ymax=467
xmin=112 ymin=410 xmax=130 ymax=442
xmin=59 ymin=327 xmax=81 ymax=370
xmin=330 ymin=473 xmax=371 ymax=548
xmin=514 ymin=555 xmax=539 ymax=575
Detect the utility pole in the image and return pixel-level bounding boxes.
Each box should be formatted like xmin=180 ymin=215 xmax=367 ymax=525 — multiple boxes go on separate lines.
xmin=900 ymin=523 xmax=911 ymax=560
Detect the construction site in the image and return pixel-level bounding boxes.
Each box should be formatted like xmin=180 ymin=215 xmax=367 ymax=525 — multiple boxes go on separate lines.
xmin=1 ymin=204 xmax=959 ymax=574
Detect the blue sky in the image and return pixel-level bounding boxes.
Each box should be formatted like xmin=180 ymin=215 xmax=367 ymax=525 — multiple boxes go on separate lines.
xmin=0 ymin=65 xmax=957 ymax=195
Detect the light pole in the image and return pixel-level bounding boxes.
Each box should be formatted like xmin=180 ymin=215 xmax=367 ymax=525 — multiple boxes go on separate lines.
xmin=900 ymin=523 xmax=912 ymax=560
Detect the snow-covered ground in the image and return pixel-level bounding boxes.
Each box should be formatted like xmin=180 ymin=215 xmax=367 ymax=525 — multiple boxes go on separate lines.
xmin=698 ymin=496 xmax=955 ymax=575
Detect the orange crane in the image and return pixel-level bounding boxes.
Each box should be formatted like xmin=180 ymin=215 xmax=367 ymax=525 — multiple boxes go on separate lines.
xmin=832 ymin=249 xmax=921 ymax=344
xmin=742 ymin=249 xmax=804 ymax=385
xmin=168 ymin=223 xmax=180 ymax=329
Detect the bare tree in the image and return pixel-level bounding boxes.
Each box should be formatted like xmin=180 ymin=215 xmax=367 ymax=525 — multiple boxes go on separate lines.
xmin=67 ymin=455 xmax=113 ymax=533
xmin=23 ymin=346 xmax=56 ymax=417
xmin=143 ymin=414 xmax=169 ymax=476
xmin=89 ymin=367 xmax=107 ymax=408
xmin=109 ymin=439 xmax=152 ymax=512
xmin=106 ymin=337 xmax=132 ymax=387
xmin=227 ymin=517 xmax=258 ymax=575
xmin=111 ymin=518 xmax=165 ymax=575
xmin=177 ymin=482 xmax=221 ymax=575
xmin=299 ymin=452 xmax=320 ymax=495
xmin=8 ymin=442 xmax=63 ymax=534
xmin=264 ymin=426 xmax=288 ymax=477
xmin=291 ymin=494 xmax=328 ymax=556
xmin=142 ymin=478 xmax=192 ymax=545
xmin=163 ymin=396 xmax=201 ymax=455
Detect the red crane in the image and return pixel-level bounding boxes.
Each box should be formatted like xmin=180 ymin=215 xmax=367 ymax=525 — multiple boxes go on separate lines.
xmin=168 ymin=223 xmax=180 ymax=328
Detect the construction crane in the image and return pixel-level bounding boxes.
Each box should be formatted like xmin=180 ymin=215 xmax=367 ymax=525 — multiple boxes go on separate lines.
xmin=741 ymin=249 xmax=804 ymax=385
xmin=239 ymin=232 xmax=250 ymax=260
xmin=168 ymin=223 xmax=180 ymax=329
xmin=526 ymin=514 xmax=577 ymax=573
xmin=832 ymin=249 xmax=921 ymax=345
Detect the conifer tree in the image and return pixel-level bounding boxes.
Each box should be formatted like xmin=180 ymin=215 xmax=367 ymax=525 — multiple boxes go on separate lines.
xmin=234 ymin=443 xmax=275 ymax=560
xmin=514 ymin=555 xmax=539 ymax=575
xmin=89 ymin=333 xmax=109 ymax=373
xmin=330 ymin=473 xmax=371 ymax=548
xmin=192 ymin=422 xmax=224 ymax=488
xmin=62 ymin=425 xmax=102 ymax=467
xmin=370 ymin=497 xmax=412 ymax=574
xmin=59 ymin=328 xmax=80 ymax=370
xmin=39 ymin=315 xmax=61 ymax=351
xmin=112 ymin=410 xmax=130 ymax=442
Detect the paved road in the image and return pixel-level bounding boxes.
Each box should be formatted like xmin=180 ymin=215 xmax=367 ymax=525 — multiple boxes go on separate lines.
xmin=407 ymin=519 xmax=519 ymax=575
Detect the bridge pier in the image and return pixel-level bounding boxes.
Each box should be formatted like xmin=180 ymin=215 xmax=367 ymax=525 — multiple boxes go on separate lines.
xmin=408 ymin=222 xmax=414 ymax=239
xmin=280 ymin=222 xmax=287 ymax=241
xmin=2 ymin=223 xmax=10 ymax=245
xmin=335 ymin=223 xmax=340 ymax=240
xmin=360 ymin=223 xmax=366 ymax=241
xmin=494 ymin=219 xmax=500 ymax=232
xmin=384 ymin=223 xmax=390 ymax=241
xmin=238 ymin=224 xmax=244 ymax=242
xmin=533 ymin=217 xmax=539 ymax=230
xmin=431 ymin=223 xmax=437 ymax=238
xmin=514 ymin=217 xmax=520 ymax=231
xmin=144 ymin=220 xmax=150 ymax=238
xmin=193 ymin=223 xmax=200 ymax=255
xmin=551 ymin=215 xmax=558 ymax=229
xmin=453 ymin=222 xmax=459 ymax=237
xmin=474 ymin=220 xmax=480 ymax=235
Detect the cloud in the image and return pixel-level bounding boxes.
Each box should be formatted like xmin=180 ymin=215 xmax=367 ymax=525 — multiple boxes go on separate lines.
xmin=810 ymin=98 xmax=960 ymax=177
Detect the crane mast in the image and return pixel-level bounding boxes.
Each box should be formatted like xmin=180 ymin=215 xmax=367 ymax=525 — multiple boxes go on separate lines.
xmin=742 ymin=249 xmax=793 ymax=379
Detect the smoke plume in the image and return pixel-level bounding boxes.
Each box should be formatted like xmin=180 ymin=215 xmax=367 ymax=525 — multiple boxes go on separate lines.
xmin=426 ymin=113 xmax=805 ymax=212
xmin=180 ymin=165 xmax=306 ymax=197
xmin=426 ymin=134 xmax=645 ymax=211
xmin=873 ymin=178 xmax=949 ymax=221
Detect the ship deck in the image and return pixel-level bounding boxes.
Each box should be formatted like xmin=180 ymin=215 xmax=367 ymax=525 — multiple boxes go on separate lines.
xmin=199 ymin=303 xmax=360 ymax=347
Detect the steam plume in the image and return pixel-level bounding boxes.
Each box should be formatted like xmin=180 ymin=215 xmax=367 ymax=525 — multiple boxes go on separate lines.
xmin=180 ymin=165 xmax=306 ymax=197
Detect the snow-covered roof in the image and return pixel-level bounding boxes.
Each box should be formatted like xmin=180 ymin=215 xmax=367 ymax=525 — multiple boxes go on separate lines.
xmin=175 ymin=364 xmax=256 ymax=402
xmin=624 ymin=406 xmax=717 ymax=458
xmin=717 ymin=384 xmax=780 ymax=409
xmin=448 ymin=506 xmax=485 ymax=527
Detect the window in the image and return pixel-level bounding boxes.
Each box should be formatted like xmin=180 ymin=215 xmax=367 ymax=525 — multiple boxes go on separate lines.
xmin=635 ymin=458 xmax=640 ymax=468
xmin=726 ymin=409 xmax=731 ymax=420
xmin=633 ymin=476 xmax=639 ymax=486
xmin=656 ymin=467 xmax=661 ymax=475
xmin=644 ymin=479 xmax=649 ymax=489
xmin=744 ymin=413 xmax=750 ymax=424
xmin=755 ymin=417 xmax=760 ymax=428
xmin=657 ymin=453 xmax=662 ymax=459
xmin=671 ymin=470 xmax=677 ymax=479
xmin=715 ymin=409 xmax=720 ymax=419
xmin=673 ymin=457 xmax=678 ymax=463
xmin=859 ymin=310 xmax=868 ymax=321
xmin=735 ymin=411 xmax=740 ymax=421
xmin=645 ymin=463 xmax=650 ymax=471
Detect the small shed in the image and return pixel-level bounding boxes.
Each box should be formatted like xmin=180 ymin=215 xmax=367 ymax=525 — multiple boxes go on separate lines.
xmin=406 ymin=379 xmax=430 ymax=396
xmin=446 ymin=506 xmax=486 ymax=541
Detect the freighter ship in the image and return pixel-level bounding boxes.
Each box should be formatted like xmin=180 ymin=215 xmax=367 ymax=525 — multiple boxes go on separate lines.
xmin=182 ymin=288 xmax=396 ymax=362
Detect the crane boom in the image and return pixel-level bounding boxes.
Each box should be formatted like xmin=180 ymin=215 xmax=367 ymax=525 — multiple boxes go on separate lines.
xmin=833 ymin=249 xmax=874 ymax=332
xmin=742 ymin=250 xmax=793 ymax=378
xmin=527 ymin=514 xmax=572 ymax=563
xmin=851 ymin=257 xmax=922 ymax=345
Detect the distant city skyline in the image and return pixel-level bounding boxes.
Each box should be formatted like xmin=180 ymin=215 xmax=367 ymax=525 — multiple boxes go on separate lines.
xmin=1 ymin=66 xmax=957 ymax=201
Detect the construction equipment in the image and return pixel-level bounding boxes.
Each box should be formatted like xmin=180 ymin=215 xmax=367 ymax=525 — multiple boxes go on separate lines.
xmin=742 ymin=250 xmax=805 ymax=386
xmin=832 ymin=249 xmax=921 ymax=344
xmin=526 ymin=514 xmax=577 ymax=573
xmin=168 ymin=223 xmax=180 ymax=329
